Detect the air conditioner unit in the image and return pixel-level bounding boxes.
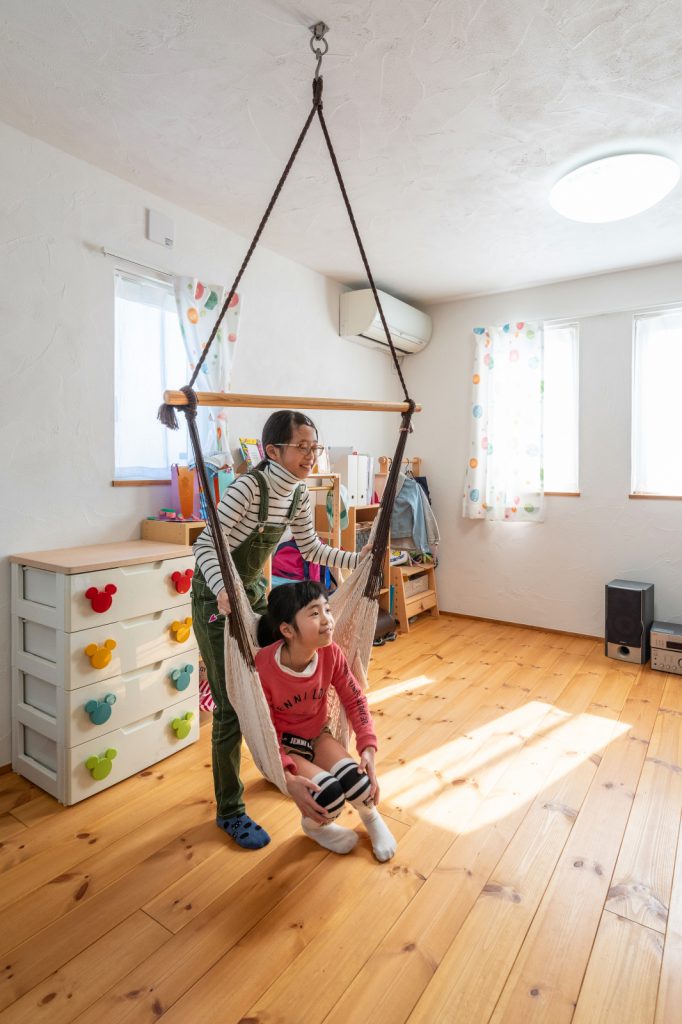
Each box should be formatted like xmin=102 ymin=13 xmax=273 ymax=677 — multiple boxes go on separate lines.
xmin=339 ymin=288 xmax=432 ymax=355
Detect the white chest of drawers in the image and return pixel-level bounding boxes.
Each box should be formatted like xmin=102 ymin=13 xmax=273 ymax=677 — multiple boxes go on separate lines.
xmin=10 ymin=540 xmax=201 ymax=805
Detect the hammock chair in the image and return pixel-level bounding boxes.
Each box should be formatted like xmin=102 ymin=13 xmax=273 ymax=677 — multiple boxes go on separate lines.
xmin=158 ymin=23 xmax=420 ymax=795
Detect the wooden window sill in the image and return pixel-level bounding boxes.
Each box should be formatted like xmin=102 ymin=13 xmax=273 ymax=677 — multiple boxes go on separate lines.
xmin=629 ymin=493 xmax=682 ymax=500
xmin=545 ymin=491 xmax=581 ymax=497
xmin=112 ymin=479 xmax=171 ymax=487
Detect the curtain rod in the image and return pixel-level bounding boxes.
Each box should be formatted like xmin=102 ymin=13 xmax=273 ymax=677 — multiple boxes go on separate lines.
xmin=101 ymin=248 xmax=173 ymax=281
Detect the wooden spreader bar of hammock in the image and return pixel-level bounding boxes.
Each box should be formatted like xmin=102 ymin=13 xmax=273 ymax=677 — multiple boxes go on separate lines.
xmin=163 ymin=391 xmax=422 ymax=414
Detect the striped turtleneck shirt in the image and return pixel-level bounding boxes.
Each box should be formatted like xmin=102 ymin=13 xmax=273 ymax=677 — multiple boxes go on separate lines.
xmin=194 ymin=460 xmax=360 ymax=596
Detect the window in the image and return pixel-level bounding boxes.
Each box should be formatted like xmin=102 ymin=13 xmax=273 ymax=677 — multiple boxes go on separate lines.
xmin=114 ymin=272 xmax=189 ymax=479
xmin=543 ymin=322 xmax=580 ymax=493
xmin=632 ymin=308 xmax=682 ymax=495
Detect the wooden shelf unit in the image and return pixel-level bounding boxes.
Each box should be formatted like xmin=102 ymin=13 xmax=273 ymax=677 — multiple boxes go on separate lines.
xmin=141 ymin=518 xmax=207 ymax=546
xmin=390 ymin=562 xmax=439 ymax=633
xmin=346 ymin=505 xmax=391 ymax=615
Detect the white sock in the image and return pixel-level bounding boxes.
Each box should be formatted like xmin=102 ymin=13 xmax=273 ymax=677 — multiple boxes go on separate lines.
xmin=356 ymin=805 xmax=397 ymax=862
xmin=301 ymin=817 xmax=359 ymax=854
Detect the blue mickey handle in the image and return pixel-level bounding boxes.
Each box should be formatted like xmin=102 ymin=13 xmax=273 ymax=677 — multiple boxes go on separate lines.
xmin=84 ymin=693 xmax=117 ymax=725
xmin=170 ymin=663 xmax=194 ymax=692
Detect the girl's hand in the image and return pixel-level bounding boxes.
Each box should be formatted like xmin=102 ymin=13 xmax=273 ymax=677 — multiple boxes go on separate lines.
xmin=286 ymin=773 xmax=329 ymax=825
xmin=360 ymin=747 xmax=380 ymax=805
xmin=216 ymin=589 xmax=231 ymax=616
xmin=359 ymin=541 xmax=373 ymax=560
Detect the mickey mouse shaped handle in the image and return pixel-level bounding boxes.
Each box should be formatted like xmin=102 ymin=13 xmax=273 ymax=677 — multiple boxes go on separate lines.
xmin=170 ymin=618 xmax=193 ymax=643
xmin=85 ymin=748 xmax=118 ymax=780
xmin=84 ymin=639 xmax=117 ymax=669
xmin=84 ymin=693 xmax=117 ymax=725
xmin=171 ymin=711 xmax=195 ymax=740
xmin=171 ymin=568 xmax=194 ymax=594
xmin=170 ymin=663 xmax=194 ymax=691
xmin=85 ymin=584 xmax=118 ymax=613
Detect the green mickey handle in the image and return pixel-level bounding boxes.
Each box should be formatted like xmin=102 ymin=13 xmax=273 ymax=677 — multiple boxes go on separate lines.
xmin=84 ymin=748 xmax=118 ymax=780
xmin=171 ymin=712 xmax=194 ymax=740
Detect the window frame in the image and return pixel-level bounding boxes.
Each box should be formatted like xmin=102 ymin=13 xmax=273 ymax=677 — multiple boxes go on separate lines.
xmin=631 ymin=305 xmax=682 ymax=498
xmin=542 ymin=319 xmax=580 ymax=496
xmin=113 ymin=269 xmax=189 ymax=483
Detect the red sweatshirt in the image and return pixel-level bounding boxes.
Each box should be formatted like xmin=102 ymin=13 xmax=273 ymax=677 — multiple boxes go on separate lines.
xmin=255 ymin=640 xmax=378 ymax=774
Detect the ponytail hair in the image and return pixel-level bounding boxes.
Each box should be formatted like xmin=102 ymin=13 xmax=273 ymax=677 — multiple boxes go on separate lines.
xmin=257 ymin=580 xmax=329 ymax=647
xmin=253 ymin=409 xmax=318 ymax=471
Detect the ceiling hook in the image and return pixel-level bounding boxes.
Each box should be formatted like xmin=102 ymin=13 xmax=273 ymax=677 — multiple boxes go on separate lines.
xmin=309 ymin=21 xmax=329 ymax=79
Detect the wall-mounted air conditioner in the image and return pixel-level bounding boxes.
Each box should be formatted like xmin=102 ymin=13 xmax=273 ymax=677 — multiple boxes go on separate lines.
xmin=339 ymin=288 xmax=432 ymax=355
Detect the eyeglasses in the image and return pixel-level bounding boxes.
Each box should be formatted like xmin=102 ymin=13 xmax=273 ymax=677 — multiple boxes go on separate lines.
xmin=276 ymin=443 xmax=326 ymax=457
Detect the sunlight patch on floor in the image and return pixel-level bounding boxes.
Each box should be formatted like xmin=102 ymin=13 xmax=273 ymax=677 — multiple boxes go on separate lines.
xmin=367 ymin=674 xmax=438 ymax=705
xmin=380 ymin=701 xmax=631 ymax=834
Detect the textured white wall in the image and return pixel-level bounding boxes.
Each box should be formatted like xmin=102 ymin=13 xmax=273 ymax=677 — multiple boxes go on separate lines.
xmin=407 ymin=261 xmax=682 ymax=637
xmin=0 ymin=120 xmax=400 ymax=766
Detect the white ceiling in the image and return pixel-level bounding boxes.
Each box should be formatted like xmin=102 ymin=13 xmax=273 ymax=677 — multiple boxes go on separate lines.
xmin=2 ymin=0 xmax=682 ymax=303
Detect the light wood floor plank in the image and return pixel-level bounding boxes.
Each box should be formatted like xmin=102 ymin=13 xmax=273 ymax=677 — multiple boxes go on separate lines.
xmin=655 ymin=803 xmax=682 ymax=1024
xmin=606 ymin=674 xmax=682 ymax=932
xmin=489 ymin=667 xmax=665 ymax=1024
xmin=0 ymin=772 xmax=212 ymax=957
xmin=572 ymin=911 xmax=663 ymax=1024
xmin=0 ymin=911 xmax=170 ymax=1024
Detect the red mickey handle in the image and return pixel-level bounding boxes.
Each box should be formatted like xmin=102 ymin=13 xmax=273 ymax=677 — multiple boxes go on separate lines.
xmin=171 ymin=569 xmax=194 ymax=594
xmin=85 ymin=584 xmax=118 ymax=613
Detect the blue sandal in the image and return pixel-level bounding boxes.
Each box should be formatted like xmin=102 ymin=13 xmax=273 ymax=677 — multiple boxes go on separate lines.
xmin=216 ymin=813 xmax=271 ymax=850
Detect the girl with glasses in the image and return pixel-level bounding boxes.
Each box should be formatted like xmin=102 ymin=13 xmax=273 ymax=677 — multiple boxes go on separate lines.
xmin=192 ymin=410 xmax=373 ymax=850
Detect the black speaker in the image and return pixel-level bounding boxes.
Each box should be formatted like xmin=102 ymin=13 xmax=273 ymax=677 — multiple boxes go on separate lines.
xmin=605 ymin=579 xmax=654 ymax=664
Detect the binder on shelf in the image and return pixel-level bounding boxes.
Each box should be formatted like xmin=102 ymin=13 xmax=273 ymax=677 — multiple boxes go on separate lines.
xmin=328 ymin=447 xmax=374 ymax=507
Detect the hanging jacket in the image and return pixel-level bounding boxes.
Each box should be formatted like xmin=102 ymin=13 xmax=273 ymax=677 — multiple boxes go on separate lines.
xmin=390 ymin=473 xmax=430 ymax=552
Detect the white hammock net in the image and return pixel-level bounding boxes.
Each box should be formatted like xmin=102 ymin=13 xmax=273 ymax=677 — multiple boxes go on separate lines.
xmin=223 ymin=516 xmax=381 ymax=794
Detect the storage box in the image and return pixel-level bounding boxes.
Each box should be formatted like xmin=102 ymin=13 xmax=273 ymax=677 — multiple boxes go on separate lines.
xmin=404 ymin=573 xmax=430 ymax=598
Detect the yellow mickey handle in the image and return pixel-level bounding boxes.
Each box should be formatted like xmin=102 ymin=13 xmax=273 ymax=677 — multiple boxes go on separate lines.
xmin=171 ymin=617 xmax=193 ymax=644
xmin=84 ymin=638 xmax=117 ymax=669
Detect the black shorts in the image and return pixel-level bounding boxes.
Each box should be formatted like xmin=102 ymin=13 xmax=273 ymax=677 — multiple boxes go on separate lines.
xmin=281 ymin=725 xmax=332 ymax=763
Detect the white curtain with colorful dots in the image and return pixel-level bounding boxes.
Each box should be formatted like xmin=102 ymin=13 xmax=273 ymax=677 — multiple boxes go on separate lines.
xmin=462 ymin=321 xmax=545 ymax=522
xmin=173 ymin=277 xmax=241 ymax=460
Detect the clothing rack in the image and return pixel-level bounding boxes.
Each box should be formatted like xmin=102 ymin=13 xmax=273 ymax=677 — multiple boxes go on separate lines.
xmin=375 ymin=456 xmax=421 ymax=500
xmin=378 ymin=455 xmax=422 ymax=476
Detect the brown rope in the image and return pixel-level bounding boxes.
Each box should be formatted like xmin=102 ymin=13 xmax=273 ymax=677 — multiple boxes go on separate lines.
xmin=161 ymin=61 xmax=417 ymax=635
xmin=181 ymin=386 xmax=254 ymax=664
xmin=316 ymin=103 xmax=412 ymax=405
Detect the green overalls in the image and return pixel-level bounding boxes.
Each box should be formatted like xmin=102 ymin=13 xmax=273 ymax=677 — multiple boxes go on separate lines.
xmin=191 ymin=471 xmax=303 ymax=818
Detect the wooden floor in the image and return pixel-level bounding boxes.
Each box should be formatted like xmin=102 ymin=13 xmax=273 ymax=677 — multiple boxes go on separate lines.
xmin=1 ymin=614 xmax=681 ymax=1024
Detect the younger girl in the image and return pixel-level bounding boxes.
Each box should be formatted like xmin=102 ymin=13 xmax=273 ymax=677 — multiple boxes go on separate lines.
xmin=256 ymin=581 xmax=396 ymax=862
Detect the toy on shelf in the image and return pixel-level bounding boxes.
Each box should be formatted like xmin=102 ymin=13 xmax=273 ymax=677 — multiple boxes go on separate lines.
xmin=150 ymin=508 xmax=203 ymax=523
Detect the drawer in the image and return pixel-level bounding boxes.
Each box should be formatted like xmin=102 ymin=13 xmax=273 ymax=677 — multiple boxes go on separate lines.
xmin=405 ymin=591 xmax=437 ymax=616
xmin=13 ymin=652 xmax=200 ymax=745
xmin=13 ymin=556 xmax=196 ymax=631
xmin=13 ymin=696 xmax=200 ymax=805
xmin=16 ymin=604 xmax=196 ymax=689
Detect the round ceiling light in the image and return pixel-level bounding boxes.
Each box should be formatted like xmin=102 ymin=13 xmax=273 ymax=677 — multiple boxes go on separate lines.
xmin=549 ymin=153 xmax=680 ymax=223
